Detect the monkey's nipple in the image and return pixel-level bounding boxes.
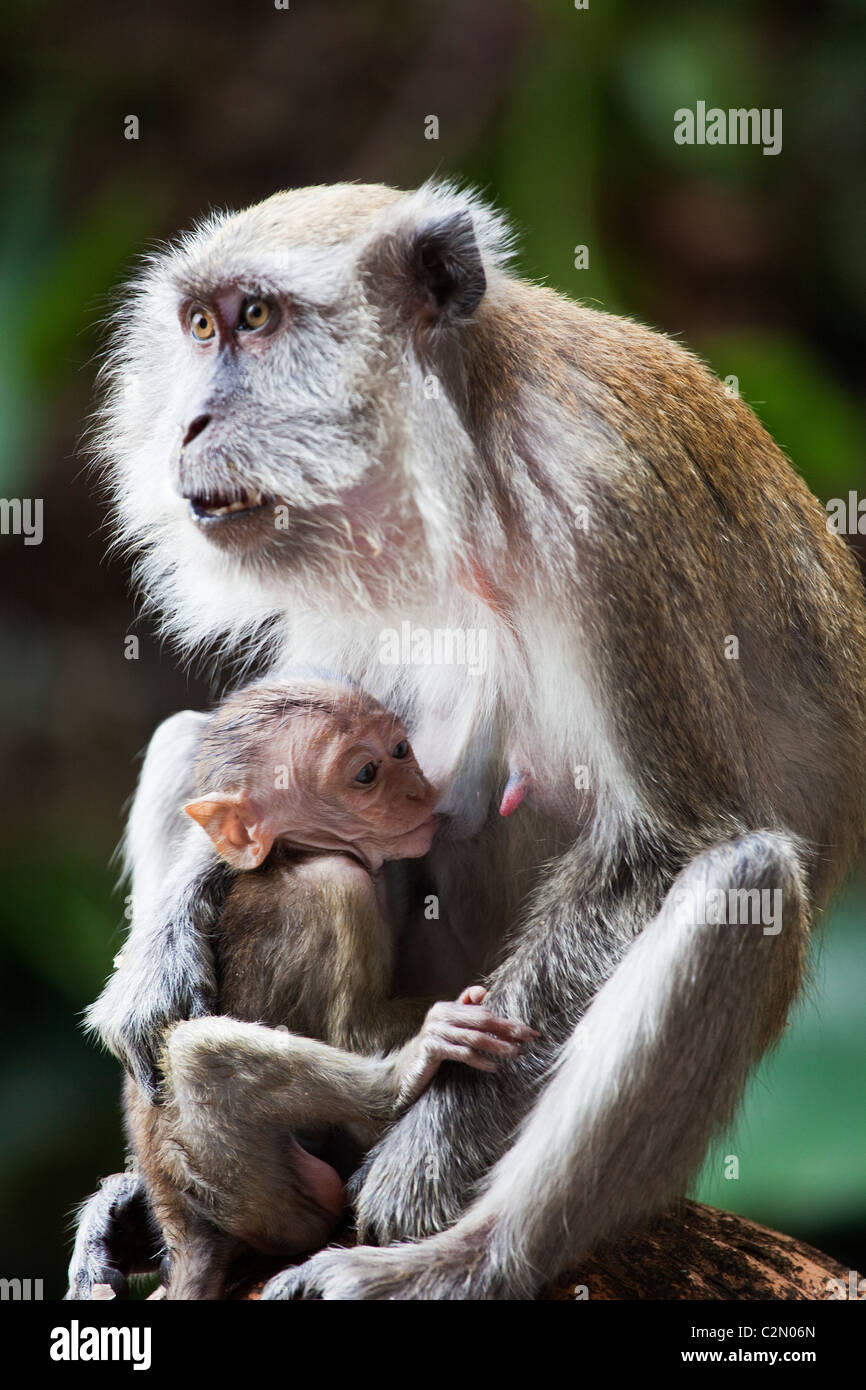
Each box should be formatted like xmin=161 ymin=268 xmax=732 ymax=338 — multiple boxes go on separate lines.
xmin=499 ymin=769 xmax=529 ymax=817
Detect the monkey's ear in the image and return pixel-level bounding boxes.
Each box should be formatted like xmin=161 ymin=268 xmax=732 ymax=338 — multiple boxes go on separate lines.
xmin=184 ymin=794 xmax=273 ymax=871
xmin=367 ymin=209 xmax=486 ymax=323
xmin=411 ymin=211 xmax=486 ymax=318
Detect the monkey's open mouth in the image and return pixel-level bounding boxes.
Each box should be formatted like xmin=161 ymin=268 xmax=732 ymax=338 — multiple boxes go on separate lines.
xmin=186 ymin=490 xmax=271 ymax=524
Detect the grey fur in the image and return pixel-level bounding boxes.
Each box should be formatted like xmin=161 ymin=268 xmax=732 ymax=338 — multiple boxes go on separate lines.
xmin=77 ymin=182 xmax=866 ymax=1299
xmin=65 ymin=1172 xmax=160 ymax=1300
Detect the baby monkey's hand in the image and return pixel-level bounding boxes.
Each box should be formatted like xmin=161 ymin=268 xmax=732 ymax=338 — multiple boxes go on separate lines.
xmin=396 ymin=986 xmax=539 ymax=1107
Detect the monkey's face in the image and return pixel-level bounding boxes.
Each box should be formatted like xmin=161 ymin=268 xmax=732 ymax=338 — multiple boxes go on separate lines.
xmin=116 ymin=245 xmax=390 ymax=570
xmin=292 ymin=707 xmax=440 ymax=865
xmin=101 ymin=183 xmax=504 ymax=644
xmin=188 ymin=681 xmax=439 ymax=872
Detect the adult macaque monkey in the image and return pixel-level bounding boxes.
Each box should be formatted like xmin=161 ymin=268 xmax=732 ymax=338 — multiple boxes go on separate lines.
xmin=119 ymin=677 xmax=530 ymax=1300
xmin=77 ymin=180 xmax=866 ymax=1300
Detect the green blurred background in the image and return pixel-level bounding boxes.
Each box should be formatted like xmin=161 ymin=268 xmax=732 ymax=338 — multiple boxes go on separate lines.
xmin=0 ymin=0 xmax=864 ymax=1296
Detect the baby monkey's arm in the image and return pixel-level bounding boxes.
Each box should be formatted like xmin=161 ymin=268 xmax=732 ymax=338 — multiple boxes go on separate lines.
xmin=158 ymin=989 xmax=538 ymax=1233
xmin=392 ymin=987 xmax=539 ymax=1110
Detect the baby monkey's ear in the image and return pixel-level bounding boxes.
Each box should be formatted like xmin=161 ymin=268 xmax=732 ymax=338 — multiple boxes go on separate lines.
xmin=184 ymin=792 xmax=274 ymax=870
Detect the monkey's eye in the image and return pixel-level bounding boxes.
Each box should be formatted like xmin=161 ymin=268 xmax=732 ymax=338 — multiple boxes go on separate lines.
xmin=240 ymin=298 xmax=271 ymax=331
xmin=189 ymin=307 xmax=216 ymax=342
xmin=391 ymin=740 xmax=409 ymax=759
xmin=354 ymin=762 xmax=377 ymax=785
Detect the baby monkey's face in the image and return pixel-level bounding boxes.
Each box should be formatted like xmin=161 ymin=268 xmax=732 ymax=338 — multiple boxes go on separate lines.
xmin=186 ymin=686 xmax=440 ymax=873
xmin=280 ymin=705 xmax=439 ymax=863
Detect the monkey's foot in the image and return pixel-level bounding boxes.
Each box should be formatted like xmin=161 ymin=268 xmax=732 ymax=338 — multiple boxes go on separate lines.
xmin=261 ymin=1223 xmax=507 ymax=1301
xmin=65 ymin=1172 xmax=161 ymax=1300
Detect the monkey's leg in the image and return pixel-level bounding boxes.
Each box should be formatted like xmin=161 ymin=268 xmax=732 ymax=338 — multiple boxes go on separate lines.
xmin=66 ymin=1171 xmax=161 ymax=1299
xmin=162 ymin=1018 xmax=394 ymax=1256
xmin=262 ymin=831 xmax=809 ymax=1300
xmin=165 ymin=1017 xmax=399 ymax=1134
xmin=159 ymin=1205 xmax=240 ymax=1301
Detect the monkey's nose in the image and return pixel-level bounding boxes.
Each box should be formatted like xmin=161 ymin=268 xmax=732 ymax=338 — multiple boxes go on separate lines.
xmin=406 ymin=771 xmax=433 ymax=801
xmin=182 ymin=414 xmax=212 ymax=447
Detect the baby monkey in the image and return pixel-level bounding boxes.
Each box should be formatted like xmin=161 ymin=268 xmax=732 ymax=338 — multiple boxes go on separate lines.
xmin=126 ymin=677 xmax=535 ymax=1299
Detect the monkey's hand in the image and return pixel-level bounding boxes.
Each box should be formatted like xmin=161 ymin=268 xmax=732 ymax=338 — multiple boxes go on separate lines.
xmin=86 ymin=953 xmax=215 ymax=1101
xmin=66 ymin=1172 xmax=161 ymax=1300
xmin=352 ymin=982 xmax=550 ymax=1244
xmin=394 ymin=988 xmax=538 ymax=1109
xmin=261 ymin=1221 xmax=503 ymax=1301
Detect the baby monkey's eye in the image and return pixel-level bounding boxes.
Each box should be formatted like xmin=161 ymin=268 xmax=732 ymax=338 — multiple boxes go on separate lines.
xmin=239 ymin=298 xmax=271 ymax=331
xmin=354 ymin=762 xmax=377 ymax=785
xmin=391 ymin=740 xmax=409 ymax=759
xmin=189 ymin=307 xmax=216 ymax=342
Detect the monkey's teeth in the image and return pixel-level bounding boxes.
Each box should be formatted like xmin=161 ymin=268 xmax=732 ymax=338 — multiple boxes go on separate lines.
xmin=202 ymin=491 xmax=264 ymax=516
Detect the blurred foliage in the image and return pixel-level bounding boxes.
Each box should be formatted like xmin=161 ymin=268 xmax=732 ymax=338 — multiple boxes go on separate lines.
xmin=699 ymin=333 xmax=866 ymax=500
xmin=0 ymin=0 xmax=864 ymax=1294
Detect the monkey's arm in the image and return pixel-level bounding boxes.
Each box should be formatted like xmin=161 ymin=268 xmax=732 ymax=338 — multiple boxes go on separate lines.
xmin=156 ymin=993 xmax=534 ymax=1261
xmin=124 ymin=709 xmax=210 ymax=906
xmin=158 ymin=1020 xmax=418 ymax=1258
xmin=389 ymin=987 xmax=537 ymax=1108
xmin=165 ymin=991 xmax=533 ymax=1142
xmin=263 ymin=832 xmax=810 ymax=1300
xmin=86 ymin=837 xmax=226 ymax=1097
xmin=87 ymin=711 xmax=226 ymax=1097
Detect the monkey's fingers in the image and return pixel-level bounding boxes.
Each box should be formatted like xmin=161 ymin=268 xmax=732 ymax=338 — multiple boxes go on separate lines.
xmin=122 ymin=1035 xmax=166 ymax=1104
xmin=457 ymin=985 xmax=488 ymax=1005
xmin=436 ymin=1025 xmax=524 ymax=1059
xmin=146 ymin=1063 xmax=167 ymax=1104
xmin=437 ymin=1003 xmax=539 ymax=1042
xmin=435 ymin=1043 xmax=500 ymax=1073
xmin=123 ymin=986 xmax=215 ymax=1102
